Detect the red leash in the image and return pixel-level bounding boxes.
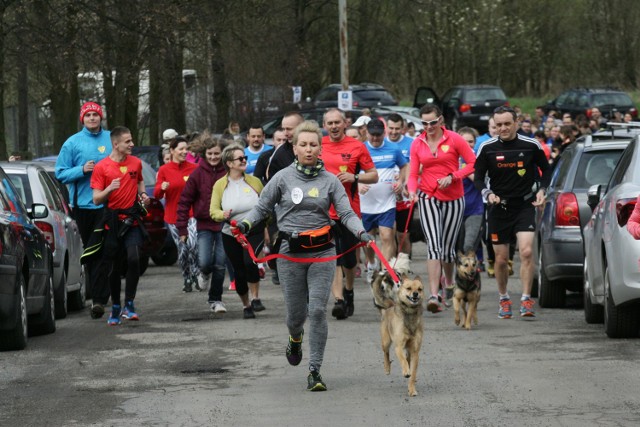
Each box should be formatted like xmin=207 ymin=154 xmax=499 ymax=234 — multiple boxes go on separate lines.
xmin=231 ymin=221 xmax=401 ymax=284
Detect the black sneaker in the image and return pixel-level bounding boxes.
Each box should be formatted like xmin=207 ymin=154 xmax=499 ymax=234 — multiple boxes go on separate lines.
xmin=286 ymin=331 xmax=304 ymax=366
xmin=331 ymin=299 xmax=347 ymax=320
xmin=307 ymin=370 xmax=327 ymax=391
xmin=251 ymin=299 xmax=266 ymax=312
xmin=182 ymin=279 xmax=192 ymax=293
xmin=243 ymin=306 xmax=256 ymax=319
xmin=90 ymin=303 xmax=105 ymax=319
xmin=272 ymin=272 xmax=280 ymax=285
xmin=344 ymin=289 xmax=354 ymax=317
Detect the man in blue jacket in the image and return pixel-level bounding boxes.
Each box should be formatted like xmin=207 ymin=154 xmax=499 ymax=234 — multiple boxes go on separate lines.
xmin=56 ymin=102 xmax=112 ymax=319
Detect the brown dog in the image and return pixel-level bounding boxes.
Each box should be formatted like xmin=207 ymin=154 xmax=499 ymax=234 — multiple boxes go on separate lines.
xmin=372 ymin=272 xmax=424 ymax=396
xmin=453 ymin=250 xmax=482 ymax=330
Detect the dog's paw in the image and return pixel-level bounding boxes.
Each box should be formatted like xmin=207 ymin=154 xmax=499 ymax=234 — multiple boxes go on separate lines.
xmin=454 ymin=316 xmax=460 ymax=326
xmin=408 ymin=388 xmax=418 ymax=397
xmin=403 ymin=372 xmax=411 ymax=378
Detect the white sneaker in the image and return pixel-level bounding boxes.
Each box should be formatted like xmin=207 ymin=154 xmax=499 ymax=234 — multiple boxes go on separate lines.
xmin=210 ymin=301 xmax=227 ymax=313
xmin=196 ymin=273 xmax=210 ymax=291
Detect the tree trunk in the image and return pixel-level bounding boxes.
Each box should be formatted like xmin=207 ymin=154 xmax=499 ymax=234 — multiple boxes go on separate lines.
xmin=50 ymin=80 xmax=79 ymax=153
xmin=210 ymin=30 xmax=230 ymax=133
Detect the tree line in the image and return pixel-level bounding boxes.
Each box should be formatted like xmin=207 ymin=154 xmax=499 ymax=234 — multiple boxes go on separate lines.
xmin=1 ymin=0 xmax=639 ymax=159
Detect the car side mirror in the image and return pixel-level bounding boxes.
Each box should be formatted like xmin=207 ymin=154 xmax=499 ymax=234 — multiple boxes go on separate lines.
xmin=30 ymin=203 xmax=49 ymax=219
xmin=587 ymin=184 xmax=602 ymax=211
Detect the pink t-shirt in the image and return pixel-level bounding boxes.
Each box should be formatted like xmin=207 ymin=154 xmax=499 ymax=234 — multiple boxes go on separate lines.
xmin=407 ymin=127 xmax=476 ymax=201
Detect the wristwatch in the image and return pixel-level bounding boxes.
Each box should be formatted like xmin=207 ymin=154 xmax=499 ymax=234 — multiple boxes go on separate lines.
xmin=354 ymin=173 xmax=359 ymax=183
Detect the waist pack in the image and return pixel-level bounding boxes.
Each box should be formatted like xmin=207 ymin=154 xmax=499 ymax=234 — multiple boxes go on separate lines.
xmin=282 ymin=225 xmax=334 ymax=253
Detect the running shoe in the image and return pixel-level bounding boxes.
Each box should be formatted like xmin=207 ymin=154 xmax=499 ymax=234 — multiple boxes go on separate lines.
xmin=307 ymin=370 xmax=327 ymax=391
xmin=331 ymin=299 xmax=347 ymax=320
xmin=182 ymin=279 xmax=193 ymax=293
xmin=258 ymin=264 xmax=266 ymax=279
xmin=520 ymin=297 xmax=536 ymax=318
xmin=487 ymin=260 xmax=495 ymax=278
xmin=121 ymin=300 xmax=139 ymax=321
xmin=286 ymin=331 xmax=304 ymax=366
xmin=196 ymin=273 xmax=210 ymax=292
xmin=272 ymin=271 xmax=280 ymax=285
xmin=354 ymin=264 xmax=362 ymax=278
xmin=344 ymin=289 xmax=354 ymax=317
xmin=107 ymin=304 xmax=122 ymax=326
xmin=426 ymin=295 xmax=443 ymax=313
xmin=498 ymin=298 xmax=513 ymax=319
xmin=243 ymin=306 xmax=256 ymax=319
xmin=209 ymin=301 xmax=227 ymax=313
xmin=90 ymin=303 xmax=105 ymax=319
xmin=229 ymin=280 xmax=236 ymax=291
xmin=251 ymin=299 xmax=266 ymax=312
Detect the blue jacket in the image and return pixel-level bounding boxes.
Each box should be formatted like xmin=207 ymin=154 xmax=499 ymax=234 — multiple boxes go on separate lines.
xmin=55 ymin=127 xmax=112 ymax=209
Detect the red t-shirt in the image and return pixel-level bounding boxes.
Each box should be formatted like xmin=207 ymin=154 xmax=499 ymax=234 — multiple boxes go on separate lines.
xmin=154 ymin=161 xmax=198 ymax=224
xmin=320 ymin=135 xmax=375 ymax=218
xmin=91 ymin=156 xmax=143 ymax=210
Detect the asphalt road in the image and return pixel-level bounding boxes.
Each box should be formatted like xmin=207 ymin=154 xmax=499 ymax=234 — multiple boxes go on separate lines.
xmin=1 ymin=243 xmax=640 ymax=427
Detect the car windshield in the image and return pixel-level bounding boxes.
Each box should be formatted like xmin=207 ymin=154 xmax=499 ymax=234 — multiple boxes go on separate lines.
xmin=574 ymin=150 xmax=624 ymax=189
xmin=592 ymin=93 xmax=633 ymax=108
xmin=6 ymin=173 xmax=34 ymax=206
xmin=466 ymin=88 xmax=506 ymax=102
xmin=141 ymin=161 xmax=157 ymax=187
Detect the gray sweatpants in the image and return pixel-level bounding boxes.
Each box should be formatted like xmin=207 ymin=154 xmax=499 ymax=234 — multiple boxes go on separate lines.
xmin=277 ymin=242 xmax=336 ymax=372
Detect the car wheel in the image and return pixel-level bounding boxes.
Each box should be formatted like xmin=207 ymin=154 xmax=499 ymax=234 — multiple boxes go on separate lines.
xmin=68 ymin=270 xmax=86 ymax=312
xmin=30 ymin=269 xmax=56 ymax=336
xmin=54 ymin=269 xmax=68 ymax=319
xmin=0 ymin=274 xmax=28 ymax=351
xmin=583 ymin=256 xmax=603 ymax=324
xmin=152 ymin=239 xmax=178 ymax=266
xmin=604 ymin=266 xmax=639 ymax=338
xmin=537 ymin=249 xmax=566 ymax=308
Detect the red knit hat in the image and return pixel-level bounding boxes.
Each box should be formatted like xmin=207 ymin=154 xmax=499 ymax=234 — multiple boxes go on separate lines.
xmin=79 ymin=102 xmax=103 ymax=122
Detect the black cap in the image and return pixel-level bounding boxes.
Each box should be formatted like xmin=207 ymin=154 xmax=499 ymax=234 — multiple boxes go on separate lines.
xmin=367 ymin=118 xmax=385 ymax=135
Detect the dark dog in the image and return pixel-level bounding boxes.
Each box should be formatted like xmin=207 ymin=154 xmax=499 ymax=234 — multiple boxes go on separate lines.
xmin=453 ymin=250 xmax=482 ymax=330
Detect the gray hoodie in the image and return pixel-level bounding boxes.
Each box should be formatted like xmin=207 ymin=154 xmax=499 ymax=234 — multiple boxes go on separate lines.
xmin=242 ymin=163 xmax=365 ymax=238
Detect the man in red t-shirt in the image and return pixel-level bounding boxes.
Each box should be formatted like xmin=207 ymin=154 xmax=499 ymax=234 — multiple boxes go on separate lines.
xmin=91 ymin=126 xmax=150 ymax=326
xmin=321 ymin=108 xmax=378 ymax=320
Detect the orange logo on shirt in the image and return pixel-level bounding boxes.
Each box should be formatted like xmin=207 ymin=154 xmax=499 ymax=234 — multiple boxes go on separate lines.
xmin=119 ymin=166 xmax=128 ymax=174
xmin=491 ymin=233 xmax=499 ymax=242
xmin=517 ymin=161 xmax=524 ymax=167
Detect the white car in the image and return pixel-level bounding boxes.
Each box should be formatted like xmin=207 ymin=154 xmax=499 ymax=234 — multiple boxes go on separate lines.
xmin=582 ymin=135 xmax=640 ymax=338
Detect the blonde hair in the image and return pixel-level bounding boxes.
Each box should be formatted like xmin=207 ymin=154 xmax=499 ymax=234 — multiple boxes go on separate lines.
xmin=292 ymin=120 xmax=323 ymax=145
xmin=221 ymin=143 xmax=245 ymax=172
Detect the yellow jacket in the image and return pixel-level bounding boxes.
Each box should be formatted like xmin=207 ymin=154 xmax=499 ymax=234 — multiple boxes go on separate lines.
xmin=210 ymin=173 xmax=264 ymax=222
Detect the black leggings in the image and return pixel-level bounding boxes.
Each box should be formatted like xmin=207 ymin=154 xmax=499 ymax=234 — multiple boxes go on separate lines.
xmin=222 ymin=232 xmax=264 ymax=297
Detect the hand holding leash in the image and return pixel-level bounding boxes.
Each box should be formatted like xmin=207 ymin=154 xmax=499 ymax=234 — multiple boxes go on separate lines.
xmin=359 ymin=231 xmax=374 ymax=246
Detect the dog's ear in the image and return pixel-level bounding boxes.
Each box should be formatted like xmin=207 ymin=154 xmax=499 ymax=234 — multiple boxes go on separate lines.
xmin=465 ymin=250 xmax=476 ymax=258
xmin=413 ymin=274 xmax=421 ymax=281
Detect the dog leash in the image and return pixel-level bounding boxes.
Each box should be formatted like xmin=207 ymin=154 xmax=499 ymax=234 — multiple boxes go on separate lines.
xmin=231 ymin=221 xmax=401 ymax=285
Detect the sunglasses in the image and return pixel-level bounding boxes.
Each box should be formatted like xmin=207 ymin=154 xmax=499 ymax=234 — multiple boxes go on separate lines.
xmin=233 ymin=156 xmax=248 ymax=162
xmin=421 ymin=117 xmax=441 ymax=127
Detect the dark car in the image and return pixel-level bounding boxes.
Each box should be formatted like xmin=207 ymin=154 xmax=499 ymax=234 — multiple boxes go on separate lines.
xmin=254 ymin=108 xmax=364 ymax=141
xmin=534 ymin=131 xmax=632 ymax=307
xmin=413 ymin=85 xmax=508 ymax=133
xmin=1 ymin=162 xmax=85 ymax=319
xmin=132 ymin=146 xmax=163 ymax=171
xmin=545 ymin=87 xmax=638 ymax=120
xmin=305 ymin=83 xmax=398 ymax=109
xmin=0 ymin=167 xmax=55 ymax=351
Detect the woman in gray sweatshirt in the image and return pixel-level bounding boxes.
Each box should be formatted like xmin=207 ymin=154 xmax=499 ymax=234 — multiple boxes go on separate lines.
xmin=234 ymin=120 xmax=372 ymax=392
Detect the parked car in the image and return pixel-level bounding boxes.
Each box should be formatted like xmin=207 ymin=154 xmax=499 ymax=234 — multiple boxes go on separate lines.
xmin=305 ymin=83 xmax=398 ymax=109
xmin=583 ymin=135 xmax=640 ymax=338
xmin=0 ymin=167 xmax=55 ymax=351
xmin=544 ymin=87 xmax=638 ymax=120
xmin=132 ymin=146 xmax=163 ymax=171
xmin=533 ymin=133 xmax=632 ymax=308
xmin=371 ymin=108 xmax=425 ymax=133
xmin=252 ymin=108 xmax=364 ymax=141
xmin=1 ymin=162 xmax=85 ymax=319
xmin=413 ymin=85 xmax=509 ymax=133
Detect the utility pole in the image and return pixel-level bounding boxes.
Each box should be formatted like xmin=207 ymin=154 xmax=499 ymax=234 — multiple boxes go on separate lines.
xmin=339 ymin=0 xmax=349 ymax=90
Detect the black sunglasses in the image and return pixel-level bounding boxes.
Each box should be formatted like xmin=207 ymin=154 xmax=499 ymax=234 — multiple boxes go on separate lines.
xmin=233 ymin=156 xmax=248 ymax=162
xmin=421 ymin=117 xmax=441 ymax=127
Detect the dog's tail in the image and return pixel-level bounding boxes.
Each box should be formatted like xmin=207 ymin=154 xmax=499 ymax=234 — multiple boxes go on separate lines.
xmin=370 ymin=270 xmax=395 ymax=310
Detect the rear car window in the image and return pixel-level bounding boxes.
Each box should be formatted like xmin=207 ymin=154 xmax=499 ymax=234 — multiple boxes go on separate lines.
xmin=592 ymin=93 xmax=633 ymax=108
xmin=356 ymin=90 xmax=395 ymax=102
xmin=7 ymin=174 xmax=34 ymax=206
xmin=574 ymin=150 xmax=624 ymax=189
xmin=465 ymin=88 xmax=506 ymax=102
